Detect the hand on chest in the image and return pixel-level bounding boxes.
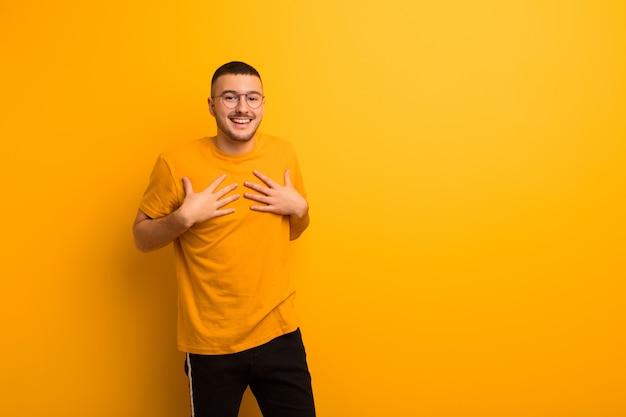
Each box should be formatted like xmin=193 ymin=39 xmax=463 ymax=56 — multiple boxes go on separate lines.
xmin=186 ymin=162 xmax=289 ymax=214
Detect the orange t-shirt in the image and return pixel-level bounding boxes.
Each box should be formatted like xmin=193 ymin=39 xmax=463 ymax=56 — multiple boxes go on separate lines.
xmin=139 ymin=133 xmax=306 ymax=354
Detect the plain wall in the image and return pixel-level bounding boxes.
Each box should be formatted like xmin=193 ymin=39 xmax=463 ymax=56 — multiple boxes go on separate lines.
xmin=1 ymin=1 xmax=625 ymax=416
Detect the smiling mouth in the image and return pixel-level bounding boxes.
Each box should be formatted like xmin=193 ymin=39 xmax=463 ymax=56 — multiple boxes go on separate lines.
xmin=230 ymin=117 xmax=252 ymax=125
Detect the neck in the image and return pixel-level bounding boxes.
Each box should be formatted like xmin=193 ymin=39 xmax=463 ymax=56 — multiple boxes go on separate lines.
xmin=214 ymin=133 xmax=256 ymax=155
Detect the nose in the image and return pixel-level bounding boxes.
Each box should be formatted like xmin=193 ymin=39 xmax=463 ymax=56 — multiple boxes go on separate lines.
xmin=235 ymin=94 xmax=251 ymax=111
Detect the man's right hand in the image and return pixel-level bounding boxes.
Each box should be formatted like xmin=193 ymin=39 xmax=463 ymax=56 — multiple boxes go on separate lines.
xmin=178 ymin=174 xmax=239 ymax=227
xmin=133 ymin=174 xmax=238 ymax=252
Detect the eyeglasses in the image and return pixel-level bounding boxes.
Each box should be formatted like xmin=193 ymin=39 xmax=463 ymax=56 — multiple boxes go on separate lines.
xmin=212 ymin=92 xmax=264 ymax=109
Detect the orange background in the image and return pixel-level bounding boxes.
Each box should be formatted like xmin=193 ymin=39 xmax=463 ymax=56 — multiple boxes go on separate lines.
xmin=1 ymin=1 xmax=625 ymax=416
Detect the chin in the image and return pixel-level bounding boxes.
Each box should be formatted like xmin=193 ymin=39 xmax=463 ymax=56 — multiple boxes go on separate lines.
xmin=229 ymin=133 xmax=255 ymax=142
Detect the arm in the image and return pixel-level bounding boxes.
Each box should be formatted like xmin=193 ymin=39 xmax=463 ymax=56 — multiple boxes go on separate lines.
xmin=133 ymin=174 xmax=239 ymax=252
xmin=133 ymin=208 xmax=191 ymax=252
xmin=288 ymin=208 xmax=310 ymax=241
xmin=243 ymin=169 xmax=310 ymax=241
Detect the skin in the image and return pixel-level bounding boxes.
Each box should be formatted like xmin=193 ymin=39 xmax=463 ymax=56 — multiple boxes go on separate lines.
xmin=208 ymin=74 xmax=265 ymax=154
xmin=133 ymin=73 xmax=309 ymax=252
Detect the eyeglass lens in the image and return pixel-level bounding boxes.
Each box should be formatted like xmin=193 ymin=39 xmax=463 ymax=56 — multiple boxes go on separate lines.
xmin=221 ymin=93 xmax=263 ymax=109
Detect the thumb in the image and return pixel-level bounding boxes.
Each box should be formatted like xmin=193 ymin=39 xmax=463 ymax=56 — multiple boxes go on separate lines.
xmin=283 ymin=169 xmax=292 ymax=187
xmin=182 ymin=176 xmax=194 ymax=195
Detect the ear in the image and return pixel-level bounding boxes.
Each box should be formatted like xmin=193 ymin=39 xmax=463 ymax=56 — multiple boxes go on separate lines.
xmin=208 ymin=97 xmax=216 ymax=116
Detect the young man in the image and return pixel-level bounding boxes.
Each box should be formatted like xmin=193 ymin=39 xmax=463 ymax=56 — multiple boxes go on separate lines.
xmin=133 ymin=61 xmax=315 ymax=417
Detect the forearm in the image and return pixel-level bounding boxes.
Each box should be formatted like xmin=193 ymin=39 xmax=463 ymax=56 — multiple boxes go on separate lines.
xmin=289 ymin=211 xmax=310 ymax=241
xmin=133 ymin=209 xmax=191 ymax=252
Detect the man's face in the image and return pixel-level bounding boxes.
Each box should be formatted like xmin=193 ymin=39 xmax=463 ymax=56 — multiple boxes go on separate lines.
xmin=209 ymin=74 xmax=265 ymax=144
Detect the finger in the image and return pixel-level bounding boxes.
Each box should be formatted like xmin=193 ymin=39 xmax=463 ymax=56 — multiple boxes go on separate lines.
xmin=215 ymin=182 xmax=238 ymax=198
xmin=213 ymin=208 xmax=236 ymax=217
xmin=283 ymin=169 xmax=292 ymax=187
xmin=207 ymin=174 xmax=228 ymax=192
xmin=249 ymin=204 xmax=274 ymax=212
xmin=252 ymin=170 xmax=279 ymax=187
xmin=243 ymin=192 xmax=270 ymax=203
xmin=244 ymin=181 xmax=270 ymax=194
xmin=216 ymin=193 xmax=240 ymax=207
xmin=182 ymin=176 xmax=194 ymax=195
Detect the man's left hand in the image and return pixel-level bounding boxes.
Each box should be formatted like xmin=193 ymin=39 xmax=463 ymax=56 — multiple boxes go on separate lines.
xmin=244 ymin=170 xmax=308 ymax=218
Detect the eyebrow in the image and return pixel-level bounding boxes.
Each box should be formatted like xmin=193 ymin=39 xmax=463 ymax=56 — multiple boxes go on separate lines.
xmin=220 ymin=89 xmax=263 ymax=95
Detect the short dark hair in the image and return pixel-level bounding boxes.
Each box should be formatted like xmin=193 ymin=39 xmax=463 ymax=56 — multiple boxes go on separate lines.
xmin=211 ymin=61 xmax=262 ymax=93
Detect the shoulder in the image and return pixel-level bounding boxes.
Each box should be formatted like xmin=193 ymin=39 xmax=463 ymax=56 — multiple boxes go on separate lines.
xmin=257 ymin=132 xmax=297 ymax=155
xmin=160 ymin=137 xmax=210 ymax=159
xmin=155 ymin=138 xmax=214 ymax=169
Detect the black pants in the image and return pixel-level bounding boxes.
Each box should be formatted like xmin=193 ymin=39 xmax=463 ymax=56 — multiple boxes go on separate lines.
xmin=185 ymin=329 xmax=316 ymax=417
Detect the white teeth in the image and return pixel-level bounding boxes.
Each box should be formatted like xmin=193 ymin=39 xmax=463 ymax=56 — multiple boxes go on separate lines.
xmin=231 ymin=118 xmax=251 ymax=124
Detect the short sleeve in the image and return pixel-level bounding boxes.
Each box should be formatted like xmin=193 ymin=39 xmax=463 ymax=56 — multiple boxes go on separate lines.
xmin=138 ymin=154 xmax=181 ymax=219
xmin=290 ymin=151 xmax=307 ymax=199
